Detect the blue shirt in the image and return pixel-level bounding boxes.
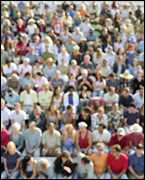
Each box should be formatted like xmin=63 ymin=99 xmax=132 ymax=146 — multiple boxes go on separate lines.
xmin=129 ymin=153 xmax=144 ymax=174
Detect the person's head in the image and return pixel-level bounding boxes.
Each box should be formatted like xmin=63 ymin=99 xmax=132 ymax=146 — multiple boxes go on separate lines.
xmin=122 ymin=87 xmax=130 ymax=97
xmin=23 ymin=57 xmax=30 ymax=65
xmin=21 ymin=155 xmax=32 ymax=172
xmin=7 ymin=141 xmax=16 ymax=155
xmin=117 ymin=128 xmax=126 ymax=140
xmin=96 ymin=142 xmax=105 ymax=153
xmin=98 ymin=123 xmax=106 ymax=133
xmin=38 ymin=159 xmax=49 ymax=172
xmin=1 ymin=98 xmax=5 ymax=109
xmin=129 ymin=103 xmax=137 ymax=112
xmin=139 ymin=86 xmax=144 ymax=96
xmin=81 ymin=156 xmax=90 ymax=165
xmin=29 ymin=121 xmax=36 ymax=130
xmin=47 ymin=57 xmax=54 ymax=66
xmin=98 ymin=107 xmax=105 ymax=115
xmin=136 ymin=144 xmax=144 ymax=156
xmin=81 ymin=69 xmax=88 ymax=78
xmin=47 ymin=122 xmax=55 ymax=134
xmin=25 ymin=84 xmax=32 ymax=93
xmin=83 ymin=54 xmax=91 ymax=64
xmin=33 ymin=34 xmax=41 ymax=44
xmin=55 ymin=70 xmax=61 ymax=79
xmin=79 ymin=122 xmax=88 ymax=132
xmin=112 ymin=103 xmax=119 ymax=112
xmin=109 ymin=86 xmax=115 ymax=95
xmin=66 ymin=105 xmax=73 ymax=113
xmin=15 ymin=102 xmax=21 ymax=112
xmin=11 ymin=122 xmax=21 ymax=134
xmin=61 ymin=151 xmax=71 ymax=163
xmin=71 ymin=59 xmax=77 ymax=66
xmin=43 ymin=82 xmax=50 ymax=91
xmin=112 ymin=144 xmax=122 ymax=158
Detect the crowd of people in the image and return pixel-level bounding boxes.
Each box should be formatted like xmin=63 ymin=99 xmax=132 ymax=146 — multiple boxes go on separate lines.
xmin=1 ymin=1 xmax=144 ymax=179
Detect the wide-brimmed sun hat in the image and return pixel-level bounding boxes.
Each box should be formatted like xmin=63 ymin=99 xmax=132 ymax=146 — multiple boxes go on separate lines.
xmin=120 ymin=70 xmax=134 ymax=80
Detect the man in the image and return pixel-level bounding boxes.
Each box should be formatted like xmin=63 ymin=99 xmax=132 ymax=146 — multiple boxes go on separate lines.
xmin=62 ymin=105 xmax=76 ymax=126
xmin=11 ymin=102 xmax=27 ymax=127
xmin=23 ymin=121 xmax=42 ymax=157
xmin=104 ymin=86 xmax=119 ymax=111
xmin=20 ymin=84 xmax=38 ymax=113
xmin=128 ymin=144 xmax=144 ymax=179
xmin=89 ymin=143 xmax=110 ymax=179
xmin=92 ymin=124 xmax=111 ymax=145
xmin=42 ymin=123 xmax=61 ymax=156
xmin=133 ymin=86 xmax=144 ymax=109
xmin=63 ymin=86 xmax=79 ymax=113
xmin=107 ymin=144 xmax=128 ymax=179
xmin=1 ymin=99 xmax=11 ymax=128
xmin=38 ymin=83 xmax=53 ymax=110
xmin=108 ymin=128 xmax=129 ymax=150
xmin=5 ymin=88 xmax=19 ymax=109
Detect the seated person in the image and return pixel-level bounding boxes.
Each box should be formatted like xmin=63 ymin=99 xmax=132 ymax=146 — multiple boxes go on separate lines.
xmin=42 ymin=123 xmax=61 ymax=156
xmin=107 ymin=144 xmax=128 ymax=179
xmin=128 ymin=144 xmax=144 ymax=179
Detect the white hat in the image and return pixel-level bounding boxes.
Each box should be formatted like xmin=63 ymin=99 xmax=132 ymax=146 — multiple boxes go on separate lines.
xmin=23 ymin=57 xmax=30 ymax=63
xmin=120 ymin=70 xmax=134 ymax=80
xmin=79 ymin=122 xmax=88 ymax=128
xmin=117 ymin=128 xmax=126 ymax=136
xmin=28 ymin=18 xmax=35 ymax=24
xmin=130 ymin=124 xmax=143 ymax=133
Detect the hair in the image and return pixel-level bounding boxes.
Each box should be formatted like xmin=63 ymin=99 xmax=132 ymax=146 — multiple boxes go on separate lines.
xmin=112 ymin=144 xmax=122 ymax=152
xmin=136 ymin=143 xmax=144 ymax=149
xmin=81 ymin=157 xmax=90 ymax=164
xmin=21 ymin=155 xmax=31 ymax=174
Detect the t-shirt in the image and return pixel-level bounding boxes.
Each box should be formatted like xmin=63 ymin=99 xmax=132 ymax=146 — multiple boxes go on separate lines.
xmin=124 ymin=111 xmax=140 ymax=126
xmin=129 ymin=153 xmax=144 ymax=174
xmin=89 ymin=152 xmax=108 ymax=175
xmin=107 ymin=152 xmax=128 ymax=174
xmin=4 ymin=151 xmax=21 ymax=170
xmin=1 ymin=128 xmax=9 ymax=147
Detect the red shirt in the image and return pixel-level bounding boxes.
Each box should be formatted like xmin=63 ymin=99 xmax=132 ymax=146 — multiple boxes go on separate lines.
xmin=125 ymin=132 xmax=144 ymax=147
xmin=107 ymin=152 xmax=128 ymax=174
xmin=78 ymin=131 xmax=89 ymax=148
xmin=108 ymin=134 xmax=129 ymax=149
xmin=1 ymin=128 xmax=9 ymax=147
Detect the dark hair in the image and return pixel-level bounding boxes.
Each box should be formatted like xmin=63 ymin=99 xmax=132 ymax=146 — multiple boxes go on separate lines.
xmin=21 ymin=155 xmax=31 ymax=175
xmin=67 ymin=105 xmax=73 ymax=110
xmin=81 ymin=157 xmax=90 ymax=164
xmin=129 ymin=103 xmax=136 ymax=108
xmin=99 ymin=123 xmax=106 ymax=129
xmin=136 ymin=143 xmax=144 ymax=149
xmin=112 ymin=144 xmax=121 ymax=152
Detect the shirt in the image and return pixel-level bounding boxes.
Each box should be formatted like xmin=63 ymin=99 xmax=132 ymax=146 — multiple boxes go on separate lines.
xmin=1 ymin=107 xmax=11 ymax=126
xmin=107 ymin=152 xmax=128 ymax=174
xmin=133 ymin=92 xmax=144 ymax=109
xmin=20 ymin=90 xmax=38 ymax=106
xmin=42 ymin=130 xmax=61 ymax=148
xmin=11 ymin=110 xmax=27 ymax=125
xmin=124 ymin=110 xmax=140 ymax=126
xmin=38 ymin=90 xmax=53 ymax=109
xmin=91 ymin=113 xmax=108 ymax=130
xmin=1 ymin=128 xmax=9 ymax=147
xmin=129 ymin=153 xmax=144 ymax=174
xmin=89 ymin=152 xmax=108 ymax=175
xmin=92 ymin=129 xmax=111 ymax=143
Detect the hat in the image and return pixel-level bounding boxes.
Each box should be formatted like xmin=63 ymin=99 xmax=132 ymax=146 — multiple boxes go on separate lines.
xmin=79 ymin=122 xmax=88 ymax=128
xmin=23 ymin=57 xmax=30 ymax=63
xmin=117 ymin=128 xmax=125 ymax=136
xmin=130 ymin=124 xmax=143 ymax=133
xmin=120 ymin=70 xmax=134 ymax=80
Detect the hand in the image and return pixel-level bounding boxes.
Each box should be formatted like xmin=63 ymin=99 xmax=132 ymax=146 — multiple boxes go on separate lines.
xmin=112 ymin=175 xmax=118 ymax=179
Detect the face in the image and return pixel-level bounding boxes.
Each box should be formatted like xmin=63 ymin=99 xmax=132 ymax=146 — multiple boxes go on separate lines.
xmin=7 ymin=142 xmax=16 ymax=155
xmin=29 ymin=122 xmax=36 ymax=130
xmin=15 ymin=103 xmax=21 ymax=111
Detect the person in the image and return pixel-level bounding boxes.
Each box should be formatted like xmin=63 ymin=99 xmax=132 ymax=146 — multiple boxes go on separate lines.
xmin=23 ymin=121 xmax=42 ymax=157
xmin=42 ymin=122 xmax=61 ymax=156
xmin=18 ymin=155 xmax=37 ymax=179
xmin=107 ymin=144 xmax=128 ymax=179
xmin=92 ymin=123 xmax=111 ymax=146
xmin=9 ymin=122 xmax=24 ymax=152
xmin=77 ymin=156 xmax=95 ymax=179
xmin=53 ymin=151 xmax=77 ymax=179
xmin=133 ymin=86 xmax=144 ymax=109
xmin=128 ymin=144 xmax=144 ymax=179
xmin=91 ymin=107 xmax=108 ymax=130
xmin=75 ymin=122 xmax=92 ymax=154
xmin=10 ymin=102 xmax=27 ymax=127
xmin=89 ymin=143 xmax=110 ymax=179
xmin=1 ymin=123 xmax=9 ymax=150
xmin=62 ymin=124 xmax=76 ymax=154
xmin=1 ymin=142 xmax=21 ymax=179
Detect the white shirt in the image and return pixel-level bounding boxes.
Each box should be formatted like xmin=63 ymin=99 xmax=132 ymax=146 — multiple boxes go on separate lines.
xmin=18 ymin=64 xmax=32 ymax=77
xmin=1 ymin=76 xmax=7 ymax=91
xmin=11 ymin=110 xmax=27 ymax=125
xmin=92 ymin=129 xmax=111 ymax=143
xmin=133 ymin=92 xmax=144 ymax=109
xmin=91 ymin=113 xmax=108 ymax=130
xmin=57 ymin=52 xmax=70 ymax=65
xmin=1 ymin=107 xmax=11 ymax=126
xmin=26 ymin=24 xmax=38 ymax=36
xmin=104 ymin=93 xmax=119 ymax=106
xmin=3 ymin=63 xmax=18 ymax=76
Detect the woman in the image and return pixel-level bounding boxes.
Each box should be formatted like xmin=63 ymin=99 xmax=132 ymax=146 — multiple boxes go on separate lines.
xmin=75 ymin=122 xmax=92 ymax=154
xmin=51 ymin=86 xmax=63 ymax=110
xmin=54 ymin=151 xmax=77 ymax=179
xmin=45 ymin=105 xmax=61 ymax=129
xmin=62 ymin=124 xmax=76 ymax=154
xmin=1 ymin=142 xmax=21 ymax=179
xmin=92 ymin=71 xmax=106 ymax=97
xmin=19 ymin=155 xmax=37 ymax=179
xmin=10 ymin=122 xmax=24 ymax=152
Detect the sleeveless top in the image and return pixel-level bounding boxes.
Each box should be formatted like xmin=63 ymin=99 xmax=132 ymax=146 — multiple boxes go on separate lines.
xmin=78 ymin=131 xmax=89 ymax=148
